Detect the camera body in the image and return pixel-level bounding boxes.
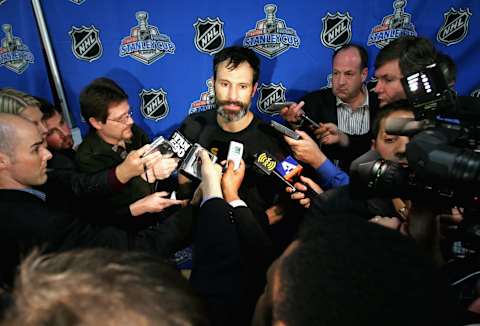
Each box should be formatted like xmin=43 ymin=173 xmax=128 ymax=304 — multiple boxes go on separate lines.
xmin=350 ymin=63 xmax=480 ymax=207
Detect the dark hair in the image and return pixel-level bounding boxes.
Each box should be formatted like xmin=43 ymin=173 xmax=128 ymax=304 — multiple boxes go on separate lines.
xmin=79 ymin=77 xmax=128 ymax=125
xmin=375 ymin=36 xmax=437 ymax=77
xmin=3 ymin=248 xmax=208 ymax=326
xmin=34 ymin=97 xmax=60 ymax=120
xmin=333 ymin=43 xmax=369 ymax=69
xmin=275 ymin=213 xmax=453 ymax=326
xmin=213 ymin=46 xmax=260 ymax=85
xmin=371 ymin=99 xmax=414 ymax=138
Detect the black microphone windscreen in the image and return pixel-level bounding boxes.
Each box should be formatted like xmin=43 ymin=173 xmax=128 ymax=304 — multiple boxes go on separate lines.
xmin=384 ymin=117 xmax=425 ymax=136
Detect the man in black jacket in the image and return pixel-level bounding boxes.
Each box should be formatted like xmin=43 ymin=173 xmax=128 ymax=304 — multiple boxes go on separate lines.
xmin=75 ymin=78 xmax=180 ymax=233
xmin=0 ymin=113 xmax=190 ymax=287
xmin=280 ymin=44 xmax=379 ymax=172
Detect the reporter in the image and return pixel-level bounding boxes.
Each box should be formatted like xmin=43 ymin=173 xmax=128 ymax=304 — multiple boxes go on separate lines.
xmin=190 ymin=151 xmax=273 ymax=326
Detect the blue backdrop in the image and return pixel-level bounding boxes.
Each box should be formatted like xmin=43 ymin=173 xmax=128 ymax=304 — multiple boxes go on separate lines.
xmin=1 ymin=0 xmax=479 ymax=139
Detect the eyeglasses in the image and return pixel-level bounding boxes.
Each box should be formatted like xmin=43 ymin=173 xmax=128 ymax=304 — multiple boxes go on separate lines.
xmin=107 ymin=111 xmax=133 ymax=124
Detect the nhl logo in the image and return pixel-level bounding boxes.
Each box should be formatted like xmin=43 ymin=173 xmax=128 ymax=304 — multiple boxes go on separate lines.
xmin=257 ymin=83 xmax=288 ymax=115
xmin=367 ymin=0 xmax=417 ymax=49
xmin=119 ymin=11 xmax=175 ymax=65
xmin=193 ymin=17 xmax=225 ymax=55
xmin=243 ymin=4 xmax=300 ymax=59
xmin=321 ymin=12 xmax=352 ymax=50
xmin=471 ymin=89 xmax=480 ymax=98
xmin=69 ymin=26 xmax=102 ymax=62
xmin=437 ymin=8 xmax=472 ymax=46
xmin=69 ymin=0 xmax=86 ymax=4
xmin=0 ymin=24 xmax=34 ymax=74
xmin=139 ymin=89 xmax=169 ymax=121
xmin=189 ymin=77 xmax=216 ymax=115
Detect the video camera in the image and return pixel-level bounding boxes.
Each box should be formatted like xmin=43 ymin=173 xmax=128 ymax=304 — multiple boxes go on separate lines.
xmin=350 ymin=63 xmax=480 ymax=207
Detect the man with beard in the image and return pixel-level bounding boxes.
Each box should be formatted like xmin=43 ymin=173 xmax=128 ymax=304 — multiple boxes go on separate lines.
xmin=178 ymin=46 xmax=293 ymax=232
xmin=280 ymin=44 xmax=379 ymax=172
xmin=75 ymin=78 xmax=182 ymax=236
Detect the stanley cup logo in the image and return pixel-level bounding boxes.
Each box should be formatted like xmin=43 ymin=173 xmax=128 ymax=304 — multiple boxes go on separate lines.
xmin=0 ymin=24 xmax=34 ymax=74
xmin=136 ymin=11 xmax=151 ymax=41
xmin=390 ymin=0 xmax=406 ymax=29
xmin=264 ymin=4 xmax=277 ymax=34
xmin=243 ymin=4 xmax=300 ymax=59
xmin=119 ymin=11 xmax=175 ymax=65
xmin=2 ymin=24 xmax=18 ymax=51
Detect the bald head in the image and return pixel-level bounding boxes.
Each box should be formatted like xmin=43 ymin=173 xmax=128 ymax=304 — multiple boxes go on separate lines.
xmin=0 ymin=113 xmax=52 ymax=188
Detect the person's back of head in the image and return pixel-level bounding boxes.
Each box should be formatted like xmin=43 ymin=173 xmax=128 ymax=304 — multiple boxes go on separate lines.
xmin=273 ymin=213 xmax=455 ymax=326
xmin=79 ymin=77 xmax=128 ymax=125
xmin=2 ymin=248 xmax=208 ymax=326
xmin=0 ymin=89 xmax=40 ymax=115
xmin=34 ymin=96 xmax=60 ymax=121
xmin=375 ymin=36 xmax=438 ymax=77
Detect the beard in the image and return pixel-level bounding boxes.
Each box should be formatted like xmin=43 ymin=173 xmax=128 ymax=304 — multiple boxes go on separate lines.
xmin=216 ymin=100 xmax=250 ymax=122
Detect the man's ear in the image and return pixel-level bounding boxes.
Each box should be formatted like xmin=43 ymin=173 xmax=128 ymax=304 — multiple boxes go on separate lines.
xmin=88 ymin=117 xmax=103 ymax=131
xmin=371 ymin=139 xmax=376 ymax=150
xmin=251 ymin=82 xmax=258 ymax=98
xmin=0 ymin=152 xmax=11 ymax=170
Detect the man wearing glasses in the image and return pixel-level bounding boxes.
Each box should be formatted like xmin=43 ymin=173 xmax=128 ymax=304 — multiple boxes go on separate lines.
xmin=75 ymin=77 xmax=181 ymax=236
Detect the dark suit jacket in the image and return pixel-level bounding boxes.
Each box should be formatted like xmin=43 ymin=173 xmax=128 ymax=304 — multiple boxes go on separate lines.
xmin=0 ymin=189 xmax=129 ymax=288
xmin=41 ymin=148 xmax=120 ymax=216
xmin=190 ymin=198 xmax=273 ymax=326
xmin=301 ymin=87 xmax=379 ymax=172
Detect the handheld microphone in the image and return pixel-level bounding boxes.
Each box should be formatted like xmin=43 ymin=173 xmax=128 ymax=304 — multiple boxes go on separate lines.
xmin=275 ymin=155 xmax=303 ymax=181
xmin=253 ymin=151 xmax=296 ymax=190
xmin=168 ymin=131 xmax=193 ymax=160
xmin=277 ymin=155 xmax=318 ymax=199
xmin=300 ymin=113 xmax=320 ymax=128
xmin=384 ymin=117 xmax=429 ymax=136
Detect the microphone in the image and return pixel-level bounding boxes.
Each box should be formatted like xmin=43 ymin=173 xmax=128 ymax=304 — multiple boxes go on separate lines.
xmin=168 ymin=131 xmax=193 ymax=160
xmin=253 ymin=152 xmax=318 ymax=198
xmin=275 ymin=155 xmax=303 ymax=181
xmin=253 ymin=151 xmax=296 ymax=190
xmin=276 ymin=155 xmax=318 ymax=198
xmin=299 ymin=113 xmax=320 ymax=128
xmin=384 ymin=117 xmax=429 ymax=136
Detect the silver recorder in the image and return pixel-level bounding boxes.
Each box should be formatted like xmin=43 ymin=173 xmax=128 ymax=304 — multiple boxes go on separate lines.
xmin=141 ymin=136 xmax=174 ymax=158
xmin=179 ymin=143 xmax=217 ymax=180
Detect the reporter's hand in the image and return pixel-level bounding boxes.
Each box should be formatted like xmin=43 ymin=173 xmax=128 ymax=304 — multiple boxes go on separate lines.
xmin=151 ymin=155 xmax=179 ymax=180
xmin=286 ymin=176 xmax=322 ymax=209
xmin=279 ymin=101 xmax=305 ymax=124
xmin=369 ymin=216 xmax=403 ymax=231
xmin=129 ymin=191 xmax=183 ymax=216
xmin=283 ymin=130 xmax=326 ymax=169
xmin=313 ymin=123 xmax=349 ymax=146
xmin=199 ymin=150 xmax=223 ymax=199
xmin=221 ymin=159 xmax=245 ymax=202
xmin=116 ymin=144 xmax=161 ymax=184
xmin=265 ymin=204 xmax=284 ymax=225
